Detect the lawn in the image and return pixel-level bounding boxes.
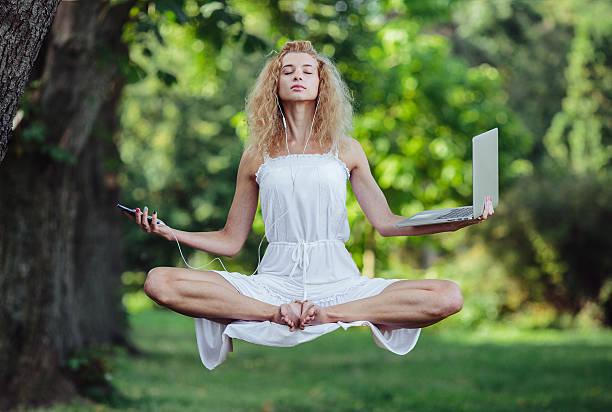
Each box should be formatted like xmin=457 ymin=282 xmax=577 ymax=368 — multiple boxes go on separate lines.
xmin=32 ymin=309 xmax=612 ymax=411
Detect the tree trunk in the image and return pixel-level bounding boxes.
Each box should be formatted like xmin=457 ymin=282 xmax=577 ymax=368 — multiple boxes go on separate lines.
xmin=0 ymin=0 xmax=62 ymax=163
xmin=0 ymin=1 xmax=134 ymax=409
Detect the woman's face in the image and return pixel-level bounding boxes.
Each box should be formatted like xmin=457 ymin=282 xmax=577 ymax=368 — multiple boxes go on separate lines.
xmin=277 ymin=52 xmax=320 ymax=103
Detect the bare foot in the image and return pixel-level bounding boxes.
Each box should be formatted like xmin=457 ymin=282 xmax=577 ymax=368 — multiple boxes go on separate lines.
xmin=299 ymin=300 xmax=330 ymax=328
xmin=272 ymin=300 xmax=302 ymax=331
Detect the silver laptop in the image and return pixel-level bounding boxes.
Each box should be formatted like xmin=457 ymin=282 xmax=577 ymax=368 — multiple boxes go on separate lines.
xmin=395 ymin=128 xmax=499 ymax=227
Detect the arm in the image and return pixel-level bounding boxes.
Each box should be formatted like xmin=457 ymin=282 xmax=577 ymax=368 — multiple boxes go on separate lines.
xmin=344 ymin=138 xmax=491 ymax=237
xmin=130 ymin=147 xmax=260 ymax=257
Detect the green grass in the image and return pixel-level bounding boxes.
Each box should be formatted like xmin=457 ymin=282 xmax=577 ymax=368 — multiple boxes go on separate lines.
xmin=32 ymin=309 xmax=612 ymax=412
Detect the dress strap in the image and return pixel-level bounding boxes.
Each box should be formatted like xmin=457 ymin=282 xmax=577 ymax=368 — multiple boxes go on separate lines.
xmin=331 ymin=140 xmax=340 ymax=158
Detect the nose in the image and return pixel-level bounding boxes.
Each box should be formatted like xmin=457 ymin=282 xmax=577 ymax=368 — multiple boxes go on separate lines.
xmin=292 ymin=71 xmax=303 ymax=81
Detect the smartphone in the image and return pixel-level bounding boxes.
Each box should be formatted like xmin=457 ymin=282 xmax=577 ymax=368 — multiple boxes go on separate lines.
xmin=116 ymin=203 xmax=161 ymax=224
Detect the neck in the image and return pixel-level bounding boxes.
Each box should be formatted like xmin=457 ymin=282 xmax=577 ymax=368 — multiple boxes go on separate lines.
xmin=280 ymin=100 xmax=316 ymax=146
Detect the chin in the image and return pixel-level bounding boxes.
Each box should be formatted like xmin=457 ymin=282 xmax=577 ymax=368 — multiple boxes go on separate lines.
xmin=285 ymin=95 xmax=317 ymax=102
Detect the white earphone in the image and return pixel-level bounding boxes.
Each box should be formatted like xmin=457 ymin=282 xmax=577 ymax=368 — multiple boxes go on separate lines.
xmin=276 ymin=95 xmax=318 ymax=155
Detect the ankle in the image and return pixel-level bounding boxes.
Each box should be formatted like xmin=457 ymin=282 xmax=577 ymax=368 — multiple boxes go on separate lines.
xmin=322 ymin=306 xmax=341 ymax=323
xmin=266 ymin=305 xmax=279 ymax=323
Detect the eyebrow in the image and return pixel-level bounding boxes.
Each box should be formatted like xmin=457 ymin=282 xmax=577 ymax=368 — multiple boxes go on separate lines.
xmin=282 ymin=64 xmax=315 ymax=69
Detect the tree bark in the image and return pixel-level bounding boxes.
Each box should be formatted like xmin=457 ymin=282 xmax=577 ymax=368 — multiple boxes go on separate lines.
xmin=0 ymin=1 xmax=134 ymax=409
xmin=0 ymin=0 xmax=62 ymax=163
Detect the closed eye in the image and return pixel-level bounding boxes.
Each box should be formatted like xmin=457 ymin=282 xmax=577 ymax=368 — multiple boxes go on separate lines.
xmin=281 ymin=64 xmax=315 ymax=75
xmin=283 ymin=70 xmax=314 ymax=76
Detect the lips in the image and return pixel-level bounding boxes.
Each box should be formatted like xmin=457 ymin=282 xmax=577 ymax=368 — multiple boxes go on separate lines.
xmin=291 ymin=85 xmax=306 ymax=90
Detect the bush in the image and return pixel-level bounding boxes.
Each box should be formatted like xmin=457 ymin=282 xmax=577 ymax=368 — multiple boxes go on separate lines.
xmin=481 ymin=172 xmax=612 ymax=326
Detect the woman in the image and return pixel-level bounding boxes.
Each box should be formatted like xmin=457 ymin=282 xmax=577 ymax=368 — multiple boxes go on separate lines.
xmin=124 ymin=40 xmax=494 ymax=369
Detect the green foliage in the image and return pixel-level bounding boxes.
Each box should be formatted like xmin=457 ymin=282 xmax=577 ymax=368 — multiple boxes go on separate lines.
xmin=62 ymin=345 xmax=127 ymax=406
xmin=348 ymin=18 xmax=530 ymax=232
xmin=119 ymin=56 xmax=147 ymax=84
xmin=452 ymin=0 xmax=573 ymax=144
xmin=452 ymin=0 xmax=612 ymax=326
xmin=121 ymin=271 xmax=155 ymax=313
xmin=13 ymin=121 xmax=76 ymax=164
xmin=453 ymin=0 xmax=612 ymax=176
xmin=119 ymin=15 xmax=265 ymax=270
xmin=40 ymin=145 xmax=76 ymax=164
xmin=543 ymin=2 xmax=612 ymax=175
xmin=123 ymin=0 xmax=267 ymax=52
xmin=11 ymin=80 xmax=77 ymax=164
xmin=481 ymin=172 xmax=612 ymax=326
xmin=21 ymin=121 xmax=46 ymax=143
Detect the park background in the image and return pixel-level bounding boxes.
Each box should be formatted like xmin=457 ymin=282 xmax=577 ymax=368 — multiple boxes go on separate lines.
xmin=0 ymin=0 xmax=611 ymax=410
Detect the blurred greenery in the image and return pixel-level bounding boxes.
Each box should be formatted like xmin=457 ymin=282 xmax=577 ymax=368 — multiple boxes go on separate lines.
xmin=451 ymin=0 xmax=612 ymax=326
xmin=30 ymin=309 xmax=612 ymax=411
xmin=116 ymin=0 xmax=612 ymax=327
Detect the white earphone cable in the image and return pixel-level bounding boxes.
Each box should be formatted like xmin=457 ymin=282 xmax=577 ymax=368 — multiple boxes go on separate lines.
xmin=167 ymin=227 xmax=230 ymax=272
xmin=276 ymin=97 xmax=318 ymax=155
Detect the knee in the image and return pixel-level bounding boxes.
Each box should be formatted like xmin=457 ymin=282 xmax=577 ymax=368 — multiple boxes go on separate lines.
xmin=435 ymin=280 xmax=463 ymax=318
xmin=144 ymin=267 xmax=175 ymax=305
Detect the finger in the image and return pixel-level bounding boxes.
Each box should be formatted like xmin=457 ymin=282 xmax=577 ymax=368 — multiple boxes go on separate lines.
xmin=151 ymin=210 xmax=158 ymax=231
xmin=481 ymin=197 xmax=489 ymax=220
xmin=300 ymin=302 xmax=314 ymax=325
xmin=303 ymin=307 xmax=316 ymax=326
xmin=135 ymin=207 xmax=142 ymax=225
xmin=485 ymin=196 xmax=493 ymax=218
xmin=300 ymin=305 xmax=315 ymax=329
xmin=142 ymin=206 xmax=150 ymax=231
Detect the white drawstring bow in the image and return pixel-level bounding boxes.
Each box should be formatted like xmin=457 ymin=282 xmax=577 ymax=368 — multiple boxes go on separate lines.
xmin=288 ymin=240 xmax=311 ymax=281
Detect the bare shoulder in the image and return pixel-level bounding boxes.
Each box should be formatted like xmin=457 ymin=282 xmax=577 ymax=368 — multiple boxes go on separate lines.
xmin=339 ymin=137 xmax=369 ymax=173
xmin=239 ymin=145 xmax=264 ymax=179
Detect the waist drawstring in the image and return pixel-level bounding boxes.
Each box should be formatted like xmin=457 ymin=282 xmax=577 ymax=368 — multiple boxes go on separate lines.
xmin=289 ymin=240 xmax=310 ymax=281
xmin=269 ymin=239 xmax=343 ymax=301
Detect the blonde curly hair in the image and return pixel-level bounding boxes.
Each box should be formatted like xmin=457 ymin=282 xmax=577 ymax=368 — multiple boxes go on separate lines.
xmin=246 ymin=40 xmax=353 ymax=158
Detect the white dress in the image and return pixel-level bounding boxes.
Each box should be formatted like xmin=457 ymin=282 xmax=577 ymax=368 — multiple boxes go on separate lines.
xmin=194 ymin=152 xmax=420 ymax=369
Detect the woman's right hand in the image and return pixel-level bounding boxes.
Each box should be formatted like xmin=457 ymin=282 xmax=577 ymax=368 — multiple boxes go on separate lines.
xmin=122 ymin=206 xmax=173 ymax=240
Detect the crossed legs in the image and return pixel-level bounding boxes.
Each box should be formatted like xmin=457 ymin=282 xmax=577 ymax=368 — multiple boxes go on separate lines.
xmin=143 ymin=267 xmax=463 ymax=330
xmin=299 ymin=279 xmax=463 ymax=329
xmin=144 ymin=267 xmax=303 ymax=329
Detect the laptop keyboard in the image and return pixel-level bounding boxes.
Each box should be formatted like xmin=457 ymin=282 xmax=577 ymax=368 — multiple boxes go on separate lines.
xmin=435 ymin=206 xmax=473 ymax=220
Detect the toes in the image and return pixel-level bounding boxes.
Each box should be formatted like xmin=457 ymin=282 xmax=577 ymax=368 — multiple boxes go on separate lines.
xmin=298 ymin=303 xmax=318 ymax=328
xmin=279 ymin=304 xmax=295 ymax=328
xmin=280 ymin=302 xmax=305 ymax=331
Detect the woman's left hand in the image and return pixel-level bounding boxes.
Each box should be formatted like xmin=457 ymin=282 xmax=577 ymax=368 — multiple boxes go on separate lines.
xmin=443 ymin=195 xmax=495 ymax=232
